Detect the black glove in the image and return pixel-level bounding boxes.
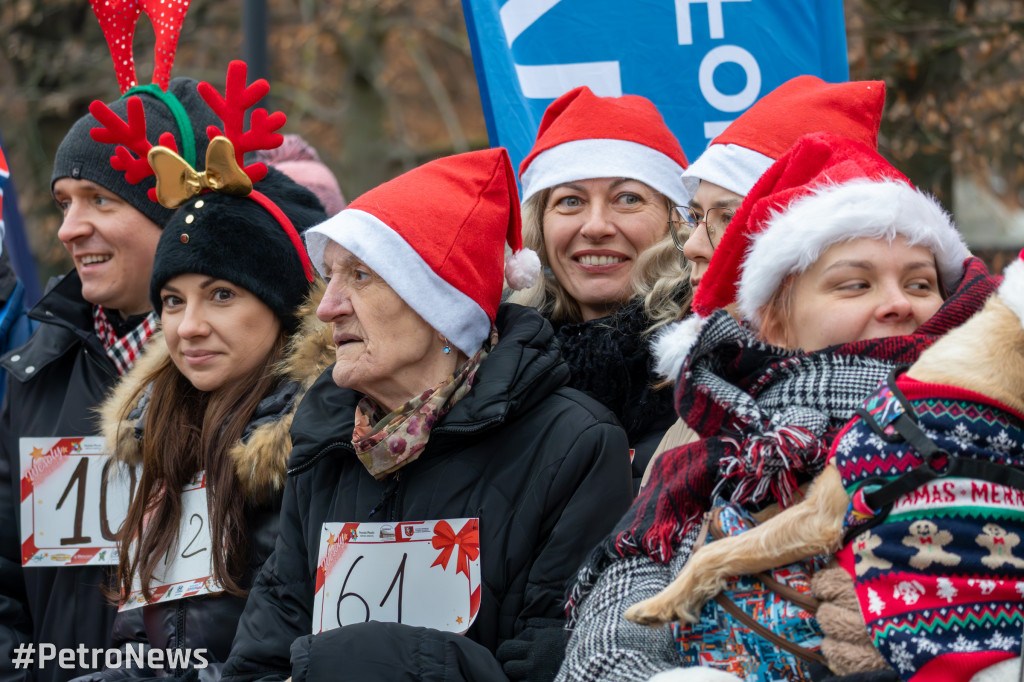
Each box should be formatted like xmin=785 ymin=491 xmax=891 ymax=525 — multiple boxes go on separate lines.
xmin=496 ymin=618 xmax=570 ymax=682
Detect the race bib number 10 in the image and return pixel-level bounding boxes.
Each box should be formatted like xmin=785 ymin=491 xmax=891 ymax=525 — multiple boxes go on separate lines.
xmin=312 ymin=518 xmax=482 ymax=635
xmin=20 ymin=437 xmax=137 ymax=566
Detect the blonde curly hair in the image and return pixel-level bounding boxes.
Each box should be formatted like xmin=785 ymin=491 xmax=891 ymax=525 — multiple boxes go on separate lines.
xmin=507 ymin=188 xmax=690 ymax=332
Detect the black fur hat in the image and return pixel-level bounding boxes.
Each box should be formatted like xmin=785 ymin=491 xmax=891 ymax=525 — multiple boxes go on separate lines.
xmin=150 ymin=167 xmax=326 ymax=331
xmin=51 ymin=78 xmax=220 ymax=227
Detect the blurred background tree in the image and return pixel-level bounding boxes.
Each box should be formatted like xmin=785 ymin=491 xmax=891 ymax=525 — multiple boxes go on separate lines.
xmin=1 ymin=0 xmax=1022 ymax=287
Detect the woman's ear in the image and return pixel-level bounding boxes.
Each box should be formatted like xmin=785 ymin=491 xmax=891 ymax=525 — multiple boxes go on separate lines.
xmin=758 ymin=306 xmax=788 ymax=347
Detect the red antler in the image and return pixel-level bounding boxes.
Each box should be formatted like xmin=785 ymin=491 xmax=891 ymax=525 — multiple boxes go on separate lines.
xmin=142 ymin=0 xmax=190 ymax=91
xmin=89 ymin=0 xmax=143 ymax=94
xmin=198 ymin=60 xmax=286 ymax=184
xmin=89 ymin=96 xmax=179 ymax=201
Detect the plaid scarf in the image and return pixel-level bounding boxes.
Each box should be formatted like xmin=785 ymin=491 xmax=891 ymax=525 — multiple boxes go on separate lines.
xmin=92 ymin=305 xmax=159 ymax=376
xmin=567 ymin=257 xmax=997 ymax=616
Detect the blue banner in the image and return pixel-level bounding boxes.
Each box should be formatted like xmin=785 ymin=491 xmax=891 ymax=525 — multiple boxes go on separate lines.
xmin=462 ymin=0 xmax=849 ymax=174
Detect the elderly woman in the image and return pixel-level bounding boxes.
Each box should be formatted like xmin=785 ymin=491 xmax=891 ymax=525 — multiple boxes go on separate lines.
xmin=221 ymin=148 xmax=632 ymax=682
xmin=508 ymin=86 xmax=691 ymax=492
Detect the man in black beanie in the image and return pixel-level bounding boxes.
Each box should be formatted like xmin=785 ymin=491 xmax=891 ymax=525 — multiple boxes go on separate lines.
xmin=0 ymin=78 xmax=219 ymax=682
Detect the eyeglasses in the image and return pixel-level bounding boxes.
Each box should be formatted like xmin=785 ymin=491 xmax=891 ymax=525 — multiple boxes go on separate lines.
xmin=668 ymin=206 xmax=735 ymax=252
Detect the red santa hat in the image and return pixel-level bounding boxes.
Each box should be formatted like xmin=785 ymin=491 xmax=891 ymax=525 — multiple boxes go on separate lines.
xmin=693 ymin=132 xmax=970 ymax=326
xmin=305 ymin=148 xmax=539 ymax=356
xmin=519 ymin=86 xmax=689 ymax=206
xmin=682 ymin=76 xmax=886 ymax=197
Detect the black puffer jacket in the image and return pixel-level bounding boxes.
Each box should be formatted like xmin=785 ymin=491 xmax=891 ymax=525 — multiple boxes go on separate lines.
xmin=221 ymin=304 xmax=633 ymax=682
xmin=73 ymin=295 xmax=335 ymax=682
xmin=0 ymin=272 xmax=123 ymax=682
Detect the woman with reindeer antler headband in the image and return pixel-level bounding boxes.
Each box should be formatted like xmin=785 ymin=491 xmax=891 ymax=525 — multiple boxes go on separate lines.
xmin=65 ymin=60 xmax=330 ymax=682
xmin=0 ymin=3 xmax=226 ymax=680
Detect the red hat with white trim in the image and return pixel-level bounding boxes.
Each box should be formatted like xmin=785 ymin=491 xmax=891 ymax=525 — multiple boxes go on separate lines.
xmin=693 ymin=132 xmax=970 ymax=325
xmin=305 ymin=148 xmax=540 ymax=356
xmin=518 ymin=86 xmax=689 ymax=206
xmin=682 ymin=75 xmax=886 ymax=197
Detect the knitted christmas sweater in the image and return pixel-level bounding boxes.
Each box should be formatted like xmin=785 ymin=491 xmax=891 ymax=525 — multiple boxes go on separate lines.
xmin=835 ymin=375 xmax=1024 ymax=682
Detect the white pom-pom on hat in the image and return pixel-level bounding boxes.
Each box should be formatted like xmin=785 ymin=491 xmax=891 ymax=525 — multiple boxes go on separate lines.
xmin=505 ymin=247 xmax=541 ymax=290
xmin=652 ymin=314 xmax=708 ymax=383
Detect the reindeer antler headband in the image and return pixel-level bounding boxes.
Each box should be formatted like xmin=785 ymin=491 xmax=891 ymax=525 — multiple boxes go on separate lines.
xmin=89 ymin=61 xmax=315 ymax=282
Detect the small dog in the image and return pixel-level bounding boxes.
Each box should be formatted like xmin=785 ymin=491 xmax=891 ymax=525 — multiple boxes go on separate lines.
xmin=625 ymin=281 xmax=1024 ymax=680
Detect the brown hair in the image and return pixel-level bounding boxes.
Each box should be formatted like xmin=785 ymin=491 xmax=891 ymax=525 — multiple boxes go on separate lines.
xmin=115 ymin=332 xmax=287 ymax=602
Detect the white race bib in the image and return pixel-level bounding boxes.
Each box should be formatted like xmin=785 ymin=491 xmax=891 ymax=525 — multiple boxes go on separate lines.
xmin=312 ymin=518 xmax=482 ymax=635
xmin=119 ymin=472 xmax=222 ymax=611
xmin=20 ymin=437 xmax=137 ymax=566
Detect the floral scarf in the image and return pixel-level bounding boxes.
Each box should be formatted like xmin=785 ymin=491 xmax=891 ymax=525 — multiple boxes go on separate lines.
xmin=352 ymin=331 xmax=495 ymax=480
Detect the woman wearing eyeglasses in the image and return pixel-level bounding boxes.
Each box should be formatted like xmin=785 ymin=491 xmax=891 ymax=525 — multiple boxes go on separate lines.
xmin=509 ymin=86 xmax=691 ymax=494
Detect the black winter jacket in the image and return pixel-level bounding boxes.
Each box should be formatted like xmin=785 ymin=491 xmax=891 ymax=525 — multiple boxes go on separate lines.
xmin=71 ymin=299 xmax=335 ymax=682
xmin=221 ymin=304 xmax=633 ymax=682
xmin=0 ymin=272 xmax=123 ymax=682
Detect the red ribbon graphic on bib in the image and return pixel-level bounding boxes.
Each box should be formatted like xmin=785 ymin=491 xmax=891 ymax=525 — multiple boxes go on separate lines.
xmin=431 ymin=519 xmax=479 ymax=579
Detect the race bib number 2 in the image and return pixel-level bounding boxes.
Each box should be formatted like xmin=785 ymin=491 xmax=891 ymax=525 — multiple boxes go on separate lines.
xmin=20 ymin=437 xmax=137 ymax=566
xmin=312 ymin=518 xmax=482 ymax=635
xmin=119 ymin=472 xmax=221 ymax=611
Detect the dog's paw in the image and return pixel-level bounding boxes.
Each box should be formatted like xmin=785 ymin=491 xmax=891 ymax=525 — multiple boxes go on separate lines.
xmin=623 ymin=595 xmax=701 ymax=626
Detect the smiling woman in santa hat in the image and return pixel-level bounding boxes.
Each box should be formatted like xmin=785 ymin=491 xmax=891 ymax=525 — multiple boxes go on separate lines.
xmin=221 ymin=147 xmax=633 ymax=682
xmin=509 ymin=86 xmax=691 ymax=494
xmin=555 ymin=132 xmax=999 ymax=682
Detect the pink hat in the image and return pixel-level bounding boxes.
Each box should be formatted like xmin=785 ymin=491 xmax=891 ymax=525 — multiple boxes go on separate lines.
xmin=518 ymin=86 xmax=689 ymax=206
xmin=682 ymin=76 xmax=886 ymax=197
xmin=692 ymin=132 xmax=969 ymax=325
xmin=305 ymin=148 xmax=540 ymax=356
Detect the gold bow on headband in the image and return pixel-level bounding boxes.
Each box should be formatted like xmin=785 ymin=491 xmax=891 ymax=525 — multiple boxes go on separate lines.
xmin=148 ymin=136 xmax=253 ymax=209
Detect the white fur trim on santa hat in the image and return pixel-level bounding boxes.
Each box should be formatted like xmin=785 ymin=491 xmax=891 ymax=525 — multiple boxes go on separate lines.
xmin=998 ymin=258 xmax=1024 ymax=326
xmin=737 ymin=178 xmax=971 ymax=327
xmin=968 ymin=657 xmax=1020 ymax=682
xmin=652 ymin=315 xmax=708 ymax=382
xmin=521 ymin=138 xmax=689 ymax=207
xmin=306 ymin=209 xmax=491 ymax=356
xmin=681 ymin=143 xmax=775 ymax=198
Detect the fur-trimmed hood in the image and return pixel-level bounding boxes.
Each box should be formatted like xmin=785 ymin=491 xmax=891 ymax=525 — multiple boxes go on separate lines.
xmin=97 ymin=282 xmax=335 ymax=497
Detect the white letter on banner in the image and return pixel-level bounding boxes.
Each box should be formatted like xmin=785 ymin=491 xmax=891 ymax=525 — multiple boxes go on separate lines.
xmin=500 ymin=0 xmax=622 ymax=99
xmin=515 ymin=62 xmax=622 ymax=99
xmin=675 ymin=0 xmax=751 ymax=45
xmin=698 ymin=45 xmax=760 ymax=112
xmin=500 ymin=0 xmax=561 ymax=47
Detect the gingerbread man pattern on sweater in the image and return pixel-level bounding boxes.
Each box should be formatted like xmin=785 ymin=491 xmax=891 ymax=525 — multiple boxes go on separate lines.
xmin=833 ymin=375 xmax=1024 ymax=682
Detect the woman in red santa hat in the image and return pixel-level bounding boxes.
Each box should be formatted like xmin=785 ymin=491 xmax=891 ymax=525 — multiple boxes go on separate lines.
xmin=221 ymin=147 xmax=633 ymax=682
xmin=556 ymin=132 xmax=999 ymax=682
xmin=509 ymin=86 xmax=691 ymax=494
xmin=642 ymin=75 xmax=889 ymax=469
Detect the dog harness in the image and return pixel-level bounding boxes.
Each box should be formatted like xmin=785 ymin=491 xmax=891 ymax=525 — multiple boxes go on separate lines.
xmin=834 ymin=371 xmax=1024 ymax=682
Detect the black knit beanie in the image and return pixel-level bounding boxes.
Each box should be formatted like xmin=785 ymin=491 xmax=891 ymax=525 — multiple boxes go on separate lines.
xmin=150 ymin=167 xmax=327 ymax=332
xmin=51 ymin=78 xmax=220 ymax=227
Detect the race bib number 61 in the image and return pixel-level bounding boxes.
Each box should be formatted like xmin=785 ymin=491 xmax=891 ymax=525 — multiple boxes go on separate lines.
xmin=312 ymin=518 xmax=482 ymax=635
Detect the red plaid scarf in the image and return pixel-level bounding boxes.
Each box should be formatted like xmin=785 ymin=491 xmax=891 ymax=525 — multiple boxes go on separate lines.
xmin=92 ymin=305 xmax=159 ymax=376
xmin=566 ymin=258 xmax=999 ymax=619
